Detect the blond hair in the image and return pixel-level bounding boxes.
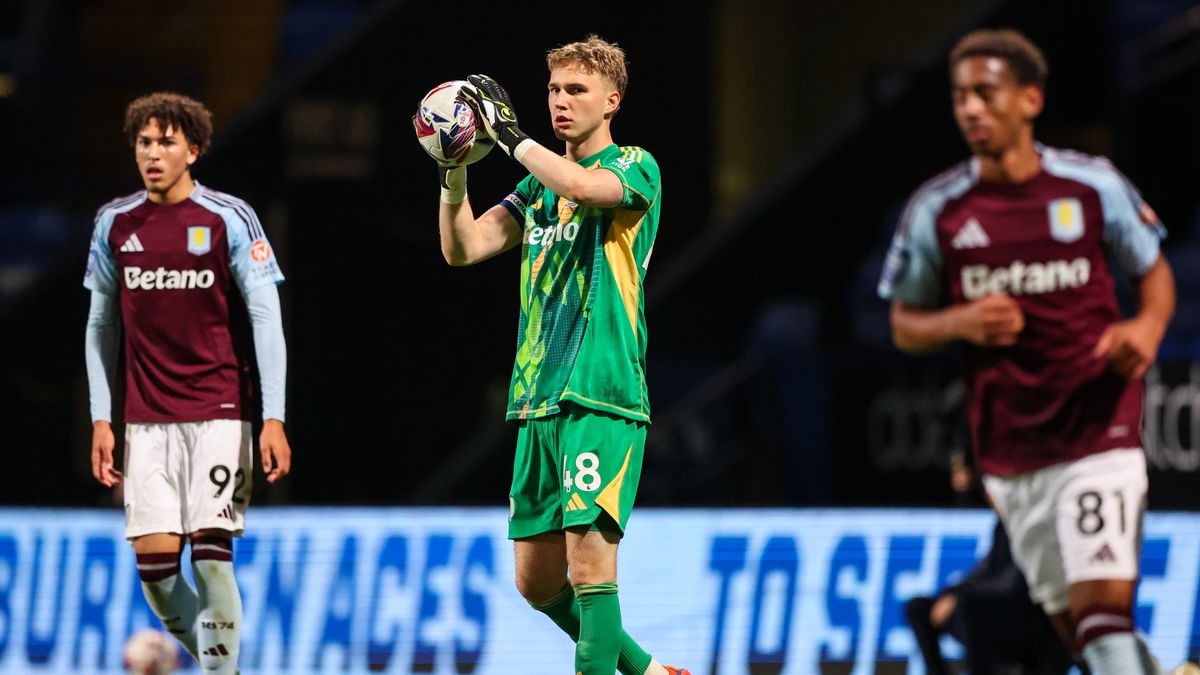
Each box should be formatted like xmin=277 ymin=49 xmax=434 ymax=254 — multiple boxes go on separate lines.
xmin=546 ymin=34 xmax=628 ymax=98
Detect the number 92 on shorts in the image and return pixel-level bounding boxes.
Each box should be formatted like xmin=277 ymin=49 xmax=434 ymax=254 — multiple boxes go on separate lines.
xmin=507 ymin=406 xmax=646 ymax=539
xmin=123 ymin=420 xmax=253 ymax=539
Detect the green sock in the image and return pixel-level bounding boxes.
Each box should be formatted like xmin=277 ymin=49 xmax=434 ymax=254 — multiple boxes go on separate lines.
xmin=529 ymin=583 xmax=653 ymax=675
xmin=574 ymin=582 xmax=624 ymax=675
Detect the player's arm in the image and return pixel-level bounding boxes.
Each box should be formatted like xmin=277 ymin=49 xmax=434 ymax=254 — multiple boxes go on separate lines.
xmin=84 ymin=289 xmax=122 ymax=487
xmin=512 ymin=143 xmax=623 ymax=207
xmin=879 ymin=192 xmax=1024 ymax=354
xmin=890 ymin=295 xmax=1025 ymax=353
xmin=243 ymin=283 xmax=292 ymax=483
xmin=457 ymin=74 xmax=624 ymax=207
xmin=1092 ymin=254 xmax=1175 ymax=379
xmin=1092 ymin=172 xmax=1175 ymax=379
xmin=226 ymin=208 xmax=292 ymax=484
xmin=438 ymin=165 xmax=523 ymax=266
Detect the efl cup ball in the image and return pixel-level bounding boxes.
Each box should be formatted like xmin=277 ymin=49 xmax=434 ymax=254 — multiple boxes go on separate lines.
xmin=413 ymin=80 xmax=495 ymax=166
xmin=123 ymin=628 xmax=178 ymax=675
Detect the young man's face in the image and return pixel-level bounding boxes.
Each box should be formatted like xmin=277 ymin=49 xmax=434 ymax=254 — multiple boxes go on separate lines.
xmin=135 ymin=117 xmax=198 ymax=199
xmin=951 ymin=56 xmax=1043 ymax=157
xmin=547 ymin=63 xmax=620 ymax=143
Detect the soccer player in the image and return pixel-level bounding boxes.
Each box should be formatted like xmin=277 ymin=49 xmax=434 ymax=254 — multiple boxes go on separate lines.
xmin=878 ymin=30 xmax=1176 ymax=674
xmin=84 ymin=92 xmax=290 ymax=674
xmin=432 ymin=36 xmax=687 ymax=675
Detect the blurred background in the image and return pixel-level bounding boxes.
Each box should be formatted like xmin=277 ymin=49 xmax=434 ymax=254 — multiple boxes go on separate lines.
xmin=2 ymin=0 xmax=1199 ymax=511
xmin=4 ymin=2 xmax=1200 ymax=674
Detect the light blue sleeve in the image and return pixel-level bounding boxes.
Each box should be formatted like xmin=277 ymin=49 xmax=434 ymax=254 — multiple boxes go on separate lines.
xmin=83 ymin=211 xmax=119 ymax=294
xmin=224 ymin=204 xmax=285 ymax=297
xmin=245 ymin=284 xmax=287 ymax=422
xmin=1098 ymin=173 xmax=1166 ymax=278
xmin=877 ymin=197 xmax=944 ymax=308
xmin=84 ymin=291 xmax=119 ymax=422
xmin=1042 ymin=151 xmax=1165 ymax=277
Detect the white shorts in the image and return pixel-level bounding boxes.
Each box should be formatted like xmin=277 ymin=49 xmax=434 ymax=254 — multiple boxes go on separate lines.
xmin=983 ymin=448 xmax=1147 ymax=615
xmin=123 ymin=420 xmax=253 ymax=539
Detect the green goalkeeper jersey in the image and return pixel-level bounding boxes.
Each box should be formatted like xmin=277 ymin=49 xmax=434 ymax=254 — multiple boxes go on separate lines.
xmin=498 ymin=144 xmax=661 ymax=423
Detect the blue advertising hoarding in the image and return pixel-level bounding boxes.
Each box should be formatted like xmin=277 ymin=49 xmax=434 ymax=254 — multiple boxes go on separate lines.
xmin=0 ymin=507 xmax=1196 ymax=673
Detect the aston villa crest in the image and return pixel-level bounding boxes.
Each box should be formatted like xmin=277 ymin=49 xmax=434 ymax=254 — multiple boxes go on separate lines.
xmin=1048 ymin=198 xmax=1084 ymax=243
xmin=187 ymin=226 xmax=211 ymax=255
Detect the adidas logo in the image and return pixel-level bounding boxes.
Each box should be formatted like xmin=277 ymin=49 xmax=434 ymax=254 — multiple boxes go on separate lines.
xmin=1088 ymin=543 xmax=1117 ymax=564
xmin=203 ymin=644 xmax=230 ymax=657
xmin=119 ymin=234 xmax=145 ymax=253
xmin=951 ymin=218 xmax=990 ymax=249
xmin=564 ymin=493 xmax=588 ymax=512
xmin=216 ymin=504 xmax=234 ymax=520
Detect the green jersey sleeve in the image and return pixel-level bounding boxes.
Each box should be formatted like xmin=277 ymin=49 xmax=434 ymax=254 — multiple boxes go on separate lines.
xmin=597 ymin=147 xmax=660 ymax=211
xmin=501 ymin=174 xmax=537 ymax=223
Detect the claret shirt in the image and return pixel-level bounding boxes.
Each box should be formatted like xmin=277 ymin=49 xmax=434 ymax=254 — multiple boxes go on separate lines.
xmin=878 ymin=146 xmax=1165 ymax=475
xmin=84 ymin=184 xmax=284 ymax=423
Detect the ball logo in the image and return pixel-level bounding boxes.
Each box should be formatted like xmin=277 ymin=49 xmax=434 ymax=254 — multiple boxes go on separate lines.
xmin=251 ymin=239 xmax=271 ymax=263
xmin=125 ymin=266 xmax=215 ymax=290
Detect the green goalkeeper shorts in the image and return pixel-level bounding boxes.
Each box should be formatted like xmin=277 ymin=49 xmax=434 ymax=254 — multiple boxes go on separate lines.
xmin=508 ymin=405 xmax=646 ymax=540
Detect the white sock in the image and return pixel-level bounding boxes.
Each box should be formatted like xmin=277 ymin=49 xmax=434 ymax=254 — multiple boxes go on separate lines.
xmin=192 ymin=537 xmax=240 ymax=674
xmin=136 ymin=552 xmax=199 ymax=658
xmin=1135 ymin=632 xmax=1167 ymax=675
xmin=1083 ymin=632 xmax=1145 ymax=675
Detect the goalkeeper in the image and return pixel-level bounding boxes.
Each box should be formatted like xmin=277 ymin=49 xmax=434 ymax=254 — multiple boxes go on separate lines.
xmin=433 ymin=35 xmax=685 ymax=675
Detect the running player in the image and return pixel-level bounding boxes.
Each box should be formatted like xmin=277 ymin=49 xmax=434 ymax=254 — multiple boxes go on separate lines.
xmin=431 ymin=35 xmax=687 ymax=675
xmin=878 ymin=29 xmax=1175 ymax=674
xmin=84 ymin=92 xmax=291 ymax=674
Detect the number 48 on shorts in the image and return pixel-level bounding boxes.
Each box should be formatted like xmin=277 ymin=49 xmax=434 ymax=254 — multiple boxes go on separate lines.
xmin=508 ymin=408 xmax=647 ymax=539
xmin=563 ymin=452 xmax=602 ymax=492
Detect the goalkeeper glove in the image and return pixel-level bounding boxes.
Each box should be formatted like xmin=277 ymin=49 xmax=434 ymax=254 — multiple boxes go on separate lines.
xmin=457 ymin=74 xmax=534 ymax=161
xmin=439 ymin=165 xmax=466 ymax=204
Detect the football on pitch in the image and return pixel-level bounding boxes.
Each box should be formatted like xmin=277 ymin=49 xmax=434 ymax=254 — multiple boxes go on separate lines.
xmin=123 ymin=628 xmax=178 ymax=674
xmin=413 ymin=80 xmax=495 ymax=167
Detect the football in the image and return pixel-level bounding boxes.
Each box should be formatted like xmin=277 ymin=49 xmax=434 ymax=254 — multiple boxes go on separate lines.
xmin=123 ymin=628 xmax=178 ymax=675
xmin=413 ymin=80 xmax=495 ymax=166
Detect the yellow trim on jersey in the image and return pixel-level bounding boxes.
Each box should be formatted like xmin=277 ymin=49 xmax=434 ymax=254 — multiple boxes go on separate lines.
xmin=591 ymin=146 xmax=654 ymax=210
xmin=604 ymin=209 xmax=646 ymax=334
xmin=511 ymin=401 xmax=556 ymax=420
xmin=528 ymin=246 xmax=548 ymax=296
xmin=595 ymin=445 xmax=633 ymax=523
xmin=556 ymin=197 xmax=578 ymax=226
xmin=558 ymin=392 xmax=650 ymax=422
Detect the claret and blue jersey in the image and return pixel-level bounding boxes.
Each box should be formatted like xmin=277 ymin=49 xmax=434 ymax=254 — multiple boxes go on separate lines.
xmin=878 ymin=145 xmax=1166 ymax=476
xmin=83 ymin=183 xmax=284 ymax=423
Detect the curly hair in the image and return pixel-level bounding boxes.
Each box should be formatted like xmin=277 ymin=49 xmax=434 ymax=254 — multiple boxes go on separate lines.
xmin=950 ymin=28 xmax=1048 ymax=89
xmin=546 ymin=34 xmax=628 ymax=98
xmin=123 ymin=92 xmax=213 ymax=155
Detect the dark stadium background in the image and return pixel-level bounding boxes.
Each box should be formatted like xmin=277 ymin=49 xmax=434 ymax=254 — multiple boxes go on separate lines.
xmin=2 ymin=0 xmax=1198 ymax=510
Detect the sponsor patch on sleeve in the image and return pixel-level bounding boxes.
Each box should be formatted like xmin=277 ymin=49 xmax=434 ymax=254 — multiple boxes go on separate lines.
xmin=251 ymin=239 xmax=272 ymax=263
xmin=1139 ymin=201 xmax=1159 ymax=226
